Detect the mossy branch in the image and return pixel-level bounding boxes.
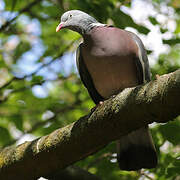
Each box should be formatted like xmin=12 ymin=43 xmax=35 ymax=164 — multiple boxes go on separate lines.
xmin=0 ymin=70 xmax=180 ymax=180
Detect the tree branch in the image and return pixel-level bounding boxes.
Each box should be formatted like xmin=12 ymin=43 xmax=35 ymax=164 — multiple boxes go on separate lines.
xmin=0 ymin=69 xmax=180 ymax=180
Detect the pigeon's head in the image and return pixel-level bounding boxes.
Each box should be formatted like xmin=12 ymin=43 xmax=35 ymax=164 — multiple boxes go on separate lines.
xmin=56 ymin=10 xmax=99 ymax=34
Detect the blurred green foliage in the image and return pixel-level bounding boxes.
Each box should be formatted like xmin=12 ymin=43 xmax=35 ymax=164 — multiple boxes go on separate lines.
xmin=0 ymin=0 xmax=180 ymax=179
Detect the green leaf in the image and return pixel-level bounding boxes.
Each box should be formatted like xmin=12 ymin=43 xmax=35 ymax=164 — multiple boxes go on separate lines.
xmin=163 ymin=38 xmax=180 ymax=45
xmin=11 ymin=114 xmax=23 ymax=131
xmin=149 ymin=16 xmax=159 ymax=25
xmin=175 ymin=20 xmax=180 ymax=34
xmin=111 ymin=10 xmax=150 ymax=34
xmin=0 ymin=126 xmax=13 ymax=146
xmin=14 ymin=41 xmax=31 ymax=62
xmin=31 ymin=75 xmax=44 ymax=84
xmin=158 ymin=120 xmax=180 ymax=145
xmin=166 ymin=158 xmax=180 ymax=178
xmin=4 ymin=0 xmax=30 ymax=11
xmin=160 ymin=27 xmax=168 ymax=33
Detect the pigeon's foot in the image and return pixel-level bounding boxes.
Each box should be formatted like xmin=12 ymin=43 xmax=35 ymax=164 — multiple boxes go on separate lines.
xmin=155 ymin=74 xmax=160 ymax=80
xmin=90 ymin=101 xmax=103 ymax=113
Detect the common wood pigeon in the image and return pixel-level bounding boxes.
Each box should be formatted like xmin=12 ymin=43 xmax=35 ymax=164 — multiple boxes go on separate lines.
xmin=56 ymin=10 xmax=157 ymax=171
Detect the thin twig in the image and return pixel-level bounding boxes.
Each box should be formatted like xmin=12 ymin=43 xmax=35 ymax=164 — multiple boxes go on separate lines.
xmin=0 ymin=79 xmax=46 ymax=103
xmin=138 ymin=170 xmax=155 ymax=180
xmin=0 ymin=77 xmax=17 ymax=90
xmin=0 ymin=0 xmax=43 ymax=32
xmin=0 ymin=40 xmax=74 ymax=91
xmin=86 ymin=153 xmax=113 ymax=170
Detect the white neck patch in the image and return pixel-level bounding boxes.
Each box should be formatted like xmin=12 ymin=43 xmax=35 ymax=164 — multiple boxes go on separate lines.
xmin=91 ymin=22 xmax=106 ymax=27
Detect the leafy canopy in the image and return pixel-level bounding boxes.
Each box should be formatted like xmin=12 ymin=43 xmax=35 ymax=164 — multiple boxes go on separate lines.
xmin=0 ymin=0 xmax=180 ymax=179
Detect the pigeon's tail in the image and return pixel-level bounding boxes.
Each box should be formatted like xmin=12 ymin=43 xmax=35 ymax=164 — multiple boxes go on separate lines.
xmin=117 ymin=126 xmax=157 ymax=171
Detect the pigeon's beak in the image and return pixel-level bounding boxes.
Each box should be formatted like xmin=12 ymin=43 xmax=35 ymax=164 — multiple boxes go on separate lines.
xmin=56 ymin=22 xmax=64 ymax=32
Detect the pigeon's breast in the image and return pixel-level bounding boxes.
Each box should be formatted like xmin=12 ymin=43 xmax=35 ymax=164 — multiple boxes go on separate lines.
xmin=82 ymin=27 xmax=140 ymax=98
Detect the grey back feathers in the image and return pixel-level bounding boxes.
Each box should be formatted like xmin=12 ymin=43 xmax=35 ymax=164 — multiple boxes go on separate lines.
xmin=60 ymin=10 xmax=105 ymax=34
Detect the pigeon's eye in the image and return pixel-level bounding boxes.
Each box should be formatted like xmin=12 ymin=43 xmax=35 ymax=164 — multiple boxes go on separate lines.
xmin=69 ymin=14 xmax=72 ymax=18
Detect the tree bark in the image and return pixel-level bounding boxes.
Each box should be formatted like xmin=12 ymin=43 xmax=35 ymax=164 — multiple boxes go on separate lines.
xmin=0 ymin=69 xmax=180 ymax=180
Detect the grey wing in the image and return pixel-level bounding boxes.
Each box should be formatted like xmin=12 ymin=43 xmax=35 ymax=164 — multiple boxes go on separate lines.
xmin=117 ymin=33 xmax=157 ymax=171
xmin=129 ymin=32 xmax=151 ymax=83
xmin=76 ymin=43 xmax=104 ymax=104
